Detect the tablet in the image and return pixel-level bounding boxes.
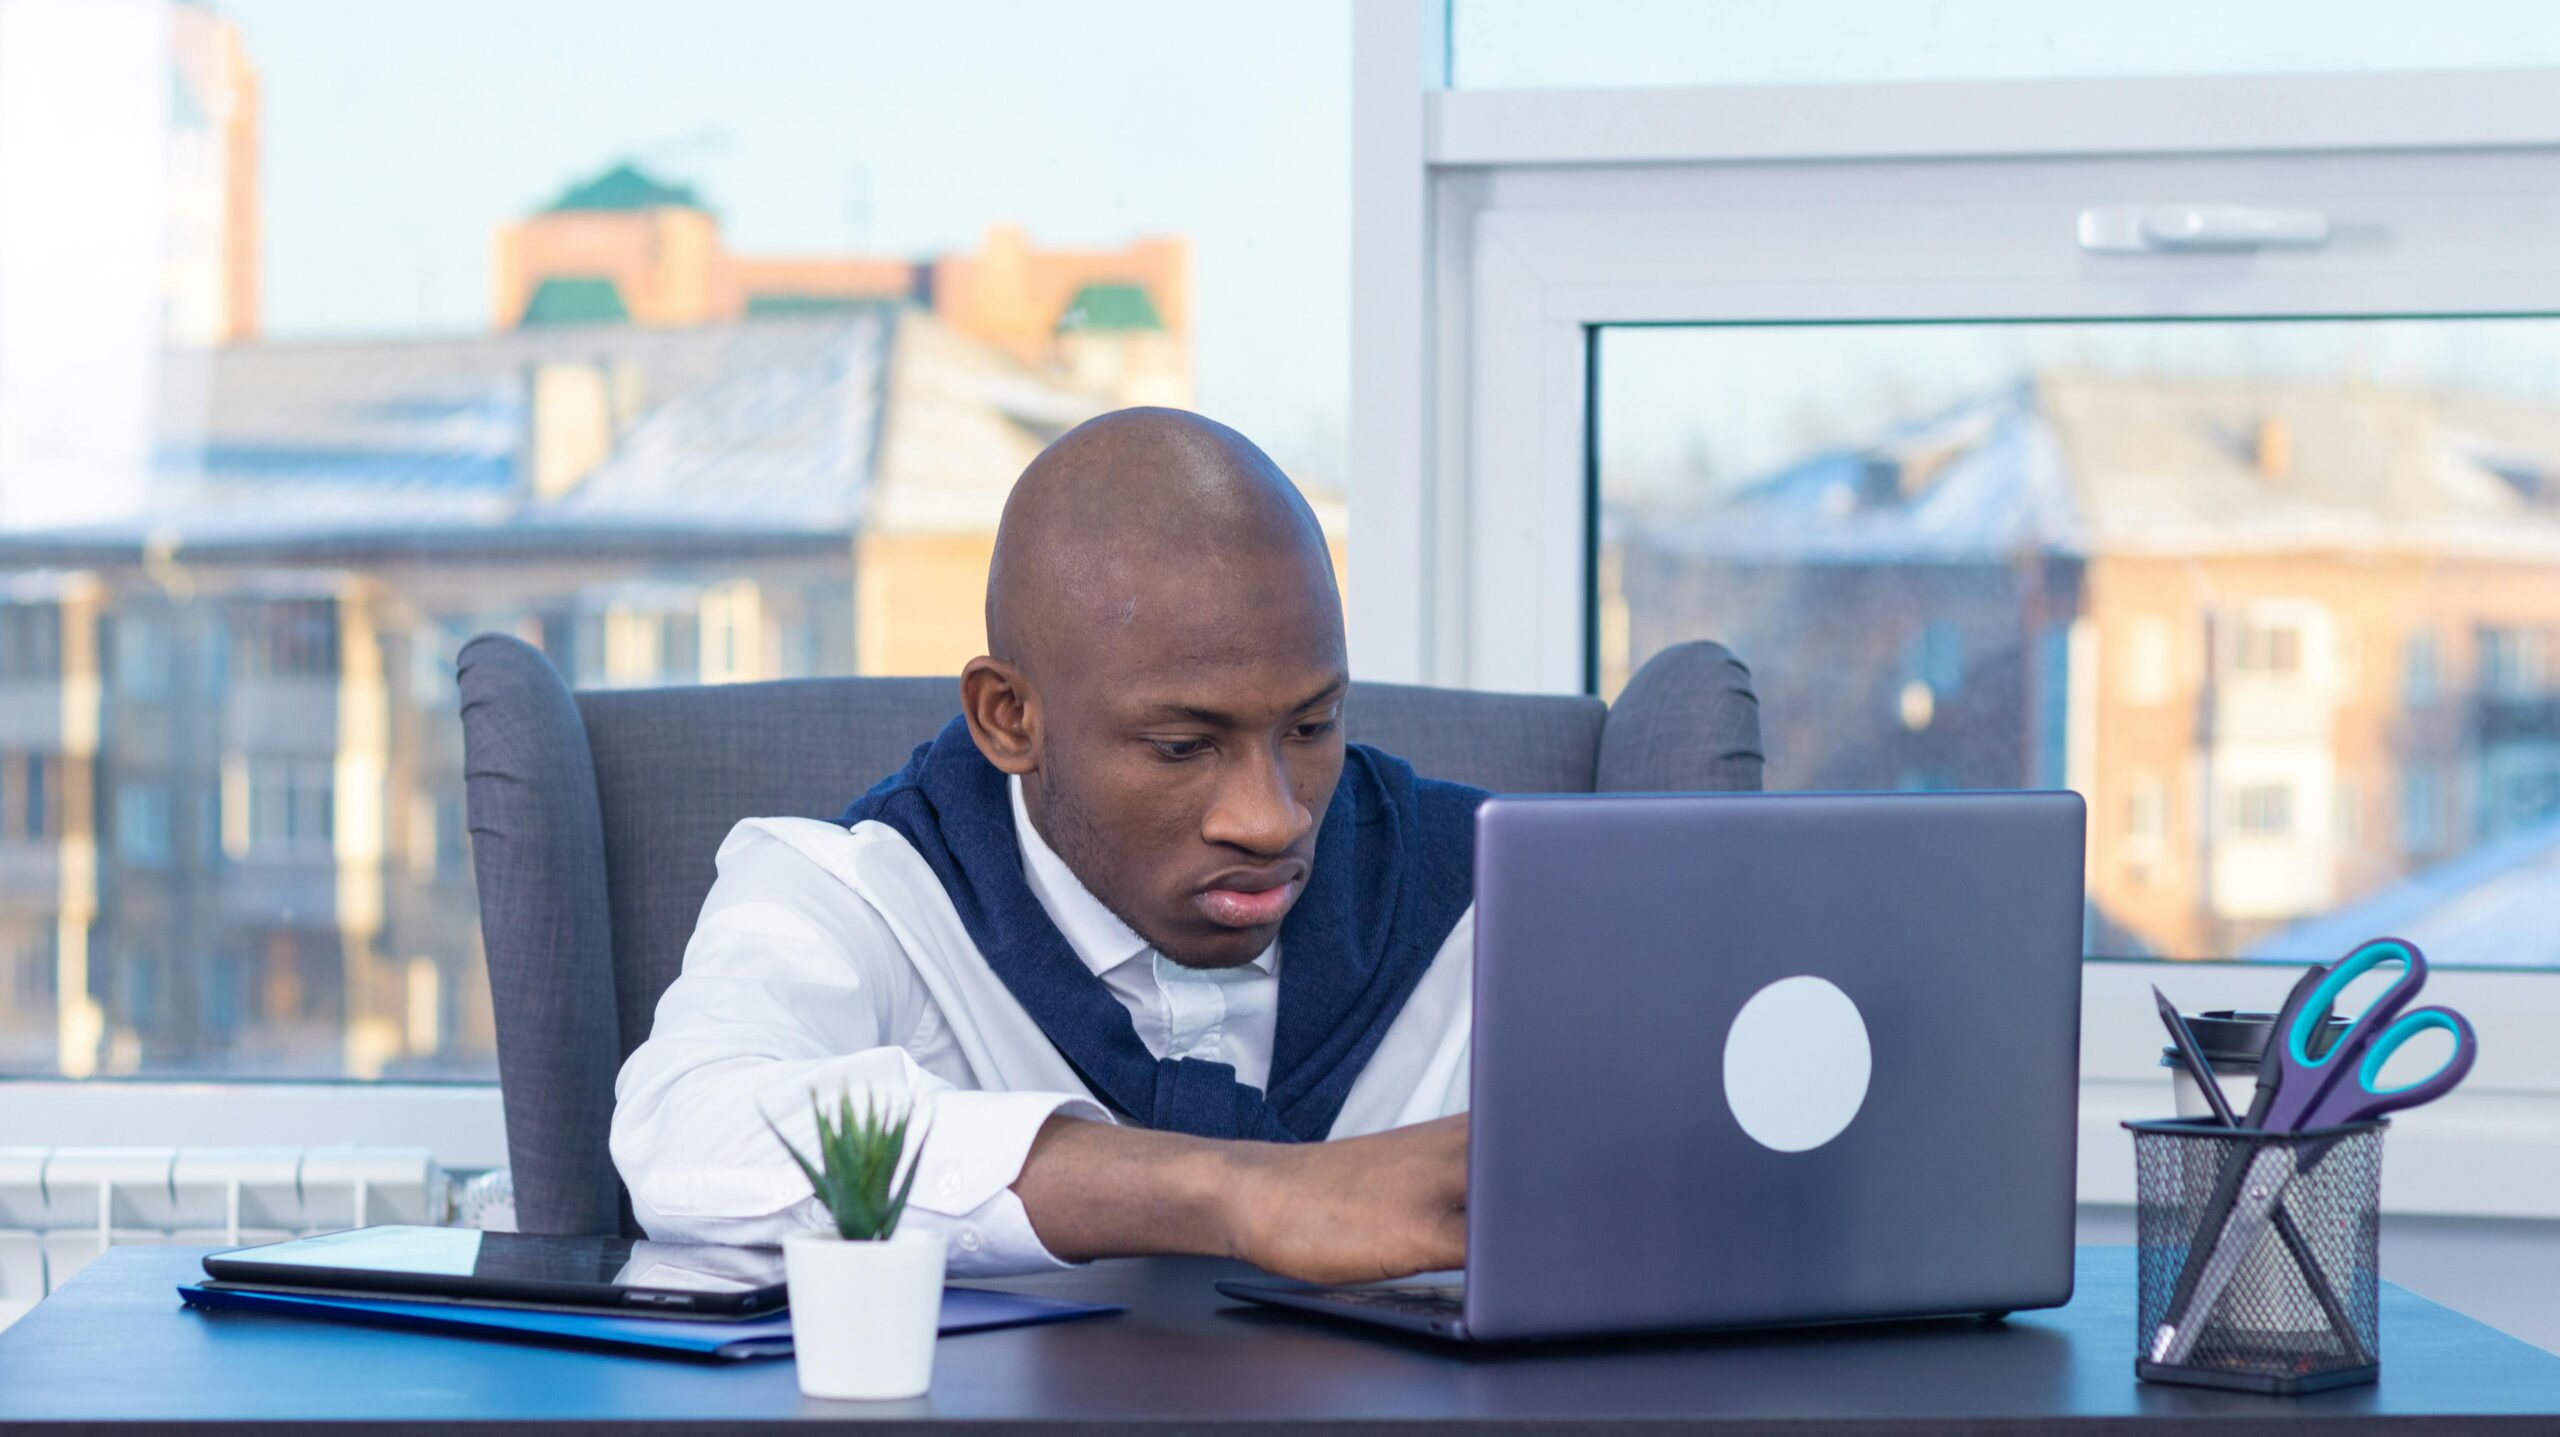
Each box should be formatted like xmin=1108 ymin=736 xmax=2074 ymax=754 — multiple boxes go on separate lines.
xmin=201 ymin=1225 xmax=789 ymax=1318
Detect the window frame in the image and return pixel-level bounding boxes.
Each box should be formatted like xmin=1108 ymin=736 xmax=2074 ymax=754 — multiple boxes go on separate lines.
xmin=1351 ymin=0 xmax=2560 ymax=1215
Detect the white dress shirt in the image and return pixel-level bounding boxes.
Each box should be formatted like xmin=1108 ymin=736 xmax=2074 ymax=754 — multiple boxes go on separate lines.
xmin=611 ymin=777 xmax=1475 ymax=1277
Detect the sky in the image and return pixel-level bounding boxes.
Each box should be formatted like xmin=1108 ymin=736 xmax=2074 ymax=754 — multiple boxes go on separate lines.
xmin=214 ymin=0 xmax=1350 ymax=482
xmin=185 ymin=0 xmax=2560 ymax=499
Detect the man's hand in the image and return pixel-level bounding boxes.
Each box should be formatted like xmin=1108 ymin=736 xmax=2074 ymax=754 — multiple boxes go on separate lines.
xmin=1218 ymin=1113 xmax=1467 ymax=1284
xmin=1013 ymin=1113 xmax=1467 ymax=1283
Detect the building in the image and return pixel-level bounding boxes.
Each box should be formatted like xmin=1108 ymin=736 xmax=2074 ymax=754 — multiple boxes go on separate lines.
xmin=165 ymin=0 xmax=261 ymax=345
xmin=492 ymin=163 xmax=1188 ymax=407
xmin=0 ymin=305 xmax=1109 ymax=1080
xmin=0 ymin=0 xmax=259 ymax=539
xmin=1612 ymin=373 xmax=2560 ymax=960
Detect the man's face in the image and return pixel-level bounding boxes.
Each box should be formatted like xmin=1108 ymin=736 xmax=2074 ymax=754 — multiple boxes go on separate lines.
xmin=1026 ymin=543 xmax=1347 ymax=969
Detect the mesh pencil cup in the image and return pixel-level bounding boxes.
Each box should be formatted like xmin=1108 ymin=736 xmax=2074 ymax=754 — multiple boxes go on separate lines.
xmin=2126 ymin=1116 xmax=2386 ymax=1395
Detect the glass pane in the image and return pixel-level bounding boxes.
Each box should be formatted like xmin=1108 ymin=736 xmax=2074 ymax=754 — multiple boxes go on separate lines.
xmin=0 ymin=1 xmax=1347 ymax=1079
xmin=1598 ymin=317 xmax=2560 ymax=968
xmin=1456 ymin=0 xmax=2560 ymax=90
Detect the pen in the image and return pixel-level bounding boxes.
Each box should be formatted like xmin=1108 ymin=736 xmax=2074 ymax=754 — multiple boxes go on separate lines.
xmin=2154 ymin=986 xmax=2240 ymax=1127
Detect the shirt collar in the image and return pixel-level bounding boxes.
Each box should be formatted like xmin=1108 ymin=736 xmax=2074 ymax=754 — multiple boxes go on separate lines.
xmin=1008 ymin=774 xmax=1276 ymax=979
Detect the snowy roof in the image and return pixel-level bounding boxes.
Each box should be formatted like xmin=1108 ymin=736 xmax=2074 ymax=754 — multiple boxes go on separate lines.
xmin=0 ymin=311 xmax=977 ymax=562
xmin=1633 ymin=373 xmax=2560 ymax=565
xmin=2243 ymin=810 xmax=2560 ymax=971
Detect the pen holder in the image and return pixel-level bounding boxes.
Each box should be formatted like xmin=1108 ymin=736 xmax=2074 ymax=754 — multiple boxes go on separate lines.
xmin=2126 ymin=1117 xmax=2386 ymax=1395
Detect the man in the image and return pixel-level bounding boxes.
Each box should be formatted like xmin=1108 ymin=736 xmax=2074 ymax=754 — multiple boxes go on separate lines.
xmin=613 ymin=409 xmax=1479 ymax=1282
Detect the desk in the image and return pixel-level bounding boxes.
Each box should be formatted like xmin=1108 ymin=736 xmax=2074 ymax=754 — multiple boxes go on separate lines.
xmin=1 ymin=1246 xmax=2554 ymax=1433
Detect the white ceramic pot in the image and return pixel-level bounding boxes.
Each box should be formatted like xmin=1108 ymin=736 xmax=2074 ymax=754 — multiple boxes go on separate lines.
xmin=783 ymin=1228 xmax=948 ymax=1400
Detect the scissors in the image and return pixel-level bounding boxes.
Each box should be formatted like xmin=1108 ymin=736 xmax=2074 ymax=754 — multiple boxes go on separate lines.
xmin=2151 ymin=938 xmax=2477 ymax=1367
xmin=2257 ymin=938 xmax=2476 ymax=1133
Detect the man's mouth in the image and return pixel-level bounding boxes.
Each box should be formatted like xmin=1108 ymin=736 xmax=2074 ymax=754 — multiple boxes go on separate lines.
xmin=1193 ymin=869 xmax=1304 ymax=929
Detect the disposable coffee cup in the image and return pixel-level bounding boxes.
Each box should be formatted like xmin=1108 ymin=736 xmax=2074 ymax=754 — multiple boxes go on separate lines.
xmin=2161 ymin=1008 xmax=2353 ymax=1119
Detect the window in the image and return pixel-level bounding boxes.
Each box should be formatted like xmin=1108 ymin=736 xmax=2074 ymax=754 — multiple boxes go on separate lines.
xmin=1595 ymin=316 xmax=2560 ymax=961
xmin=115 ymin=783 xmax=172 ymax=867
xmin=2232 ymin=622 xmax=2304 ymax=678
xmin=1 ymin=1 xmax=1350 ymax=1080
xmin=2402 ymin=766 xmax=2446 ymax=856
xmin=2231 ymin=784 xmax=2295 ymax=837
xmin=113 ymin=611 xmax=171 ymax=699
xmin=2120 ymin=772 xmax=2168 ymax=887
xmin=2480 ymin=626 xmax=2556 ymax=699
xmin=1358 ymin=8 xmax=2560 ymax=977
xmin=2124 ymin=619 xmax=2172 ymax=708
xmin=1360 ymin=0 xmax=2560 ymax=1217
xmin=242 ymin=759 xmax=334 ymax=856
xmin=2404 ymin=631 xmax=2441 ymax=707
xmin=8 ymin=754 xmax=54 ymax=842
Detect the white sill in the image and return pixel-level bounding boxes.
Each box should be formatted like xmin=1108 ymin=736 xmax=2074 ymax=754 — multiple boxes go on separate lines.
xmin=4 ymin=958 xmax=2558 ymax=1220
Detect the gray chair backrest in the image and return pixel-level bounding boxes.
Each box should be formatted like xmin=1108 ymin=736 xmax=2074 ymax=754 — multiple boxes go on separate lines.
xmin=458 ymin=636 xmax=1762 ymax=1234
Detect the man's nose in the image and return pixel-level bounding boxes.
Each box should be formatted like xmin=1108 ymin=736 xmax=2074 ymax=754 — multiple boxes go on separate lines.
xmin=1202 ymin=742 xmax=1312 ymax=855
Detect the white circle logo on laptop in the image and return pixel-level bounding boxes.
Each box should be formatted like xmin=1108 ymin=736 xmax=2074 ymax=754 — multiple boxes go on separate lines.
xmin=1722 ymin=975 xmax=1873 ymax=1153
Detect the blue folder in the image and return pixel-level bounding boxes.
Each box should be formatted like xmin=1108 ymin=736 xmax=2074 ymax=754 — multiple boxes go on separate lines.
xmin=178 ymin=1281 xmax=1119 ymax=1360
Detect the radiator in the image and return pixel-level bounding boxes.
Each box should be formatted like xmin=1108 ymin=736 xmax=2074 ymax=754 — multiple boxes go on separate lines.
xmin=0 ymin=1146 xmax=450 ymax=1329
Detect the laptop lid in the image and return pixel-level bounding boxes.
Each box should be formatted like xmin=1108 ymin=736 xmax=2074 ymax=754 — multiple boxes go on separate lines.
xmin=1465 ymin=790 xmax=2085 ymax=1342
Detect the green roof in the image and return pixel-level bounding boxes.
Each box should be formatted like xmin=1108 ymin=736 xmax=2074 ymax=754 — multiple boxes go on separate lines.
xmin=544 ymin=162 xmax=706 ymax=214
xmin=1055 ymin=282 xmax=1162 ymax=333
xmin=745 ymin=293 xmax=875 ymax=318
xmin=519 ymin=276 xmax=630 ymax=327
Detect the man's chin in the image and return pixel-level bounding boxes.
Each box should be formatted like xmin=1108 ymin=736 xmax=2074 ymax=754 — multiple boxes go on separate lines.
xmin=1154 ymin=922 xmax=1281 ymax=971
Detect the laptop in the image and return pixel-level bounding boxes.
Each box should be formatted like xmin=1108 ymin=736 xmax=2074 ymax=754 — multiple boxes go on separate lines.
xmin=1218 ymin=789 xmax=2086 ymax=1342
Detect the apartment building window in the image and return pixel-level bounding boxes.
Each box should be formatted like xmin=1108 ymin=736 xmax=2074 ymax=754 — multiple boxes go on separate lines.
xmin=2125 ymin=619 xmax=2173 ymax=707
xmin=0 ymin=603 xmax=61 ymax=679
xmin=112 ymin=611 xmax=171 ymax=700
xmin=244 ymin=760 xmax=335 ymax=855
xmin=2126 ymin=775 xmax=2167 ymax=845
xmin=2480 ymin=626 xmax=2556 ymax=699
xmin=115 ymin=783 xmax=173 ymax=867
xmin=2403 ymin=630 xmax=2441 ymax=707
xmin=0 ymin=753 xmax=59 ymax=843
xmin=2231 ymin=784 xmax=2295 ymax=837
xmin=231 ymin=601 xmax=340 ymax=680
xmin=2233 ymin=622 xmax=2303 ymax=677
xmin=2402 ymin=766 xmax=2446 ymax=855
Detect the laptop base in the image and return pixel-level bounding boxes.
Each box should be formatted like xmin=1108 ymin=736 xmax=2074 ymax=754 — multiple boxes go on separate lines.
xmin=1215 ymin=1278 xmax=1468 ymax=1340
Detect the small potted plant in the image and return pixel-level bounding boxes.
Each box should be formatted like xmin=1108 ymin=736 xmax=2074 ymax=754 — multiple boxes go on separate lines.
xmin=768 ymin=1088 xmax=943 ymax=1400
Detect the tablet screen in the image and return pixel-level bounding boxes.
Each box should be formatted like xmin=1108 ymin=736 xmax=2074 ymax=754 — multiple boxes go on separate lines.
xmin=213 ymin=1225 xmax=786 ymax=1296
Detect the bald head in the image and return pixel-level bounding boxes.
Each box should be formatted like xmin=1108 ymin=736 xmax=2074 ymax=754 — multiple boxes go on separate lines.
xmin=959 ymin=407 xmax=1351 ymax=968
xmin=985 ymin=407 xmax=1337 ymax=674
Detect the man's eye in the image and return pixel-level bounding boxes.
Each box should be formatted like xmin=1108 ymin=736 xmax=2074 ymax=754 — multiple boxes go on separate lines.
xmin=1150 ymin=737 xmax=1210 ymax=761
xmin=1291 ymin=719 xmax=1340 ymax=742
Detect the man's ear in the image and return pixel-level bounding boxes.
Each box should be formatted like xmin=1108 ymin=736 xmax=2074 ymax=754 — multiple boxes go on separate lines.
xmin=959 ymin=656 xmax=1038 ymax=776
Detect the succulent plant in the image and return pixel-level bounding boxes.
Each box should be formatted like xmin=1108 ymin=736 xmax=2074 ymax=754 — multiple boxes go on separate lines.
xmin=767 ymin=1088 xmax=927 ymax=1241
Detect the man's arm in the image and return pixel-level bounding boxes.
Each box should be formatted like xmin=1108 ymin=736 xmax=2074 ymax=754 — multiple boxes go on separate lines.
xmin=1014 ymin=1112 xmax=1468 ymax=1284
xmin=613 ymin=822 xmax=1110 ymax=1274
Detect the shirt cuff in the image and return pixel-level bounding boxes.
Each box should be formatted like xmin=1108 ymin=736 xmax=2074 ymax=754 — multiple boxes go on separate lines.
xmin=902 ymin=1088 xmax=1111 ymax=1276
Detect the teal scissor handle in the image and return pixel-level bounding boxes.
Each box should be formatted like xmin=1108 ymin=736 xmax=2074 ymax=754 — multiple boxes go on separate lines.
xmin=2327 ymin=1005 xmax=2477 ymax=1124
xmin=2264 ymin=938 xmax=2440 ymax=1132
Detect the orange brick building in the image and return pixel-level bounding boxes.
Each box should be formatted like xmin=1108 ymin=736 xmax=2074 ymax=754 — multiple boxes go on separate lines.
xmin=491 ymin=163 xmax=1188 ymax=406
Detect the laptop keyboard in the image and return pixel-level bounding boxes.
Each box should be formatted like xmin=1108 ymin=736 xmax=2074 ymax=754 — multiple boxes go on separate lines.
xmin=1318 ymin=1283 xmax=1465 ymax=1317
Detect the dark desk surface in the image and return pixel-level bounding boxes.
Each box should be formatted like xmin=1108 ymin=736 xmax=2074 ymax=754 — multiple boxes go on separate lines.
xmin=1 ymin=1246 xmax=2555 ymax=1434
